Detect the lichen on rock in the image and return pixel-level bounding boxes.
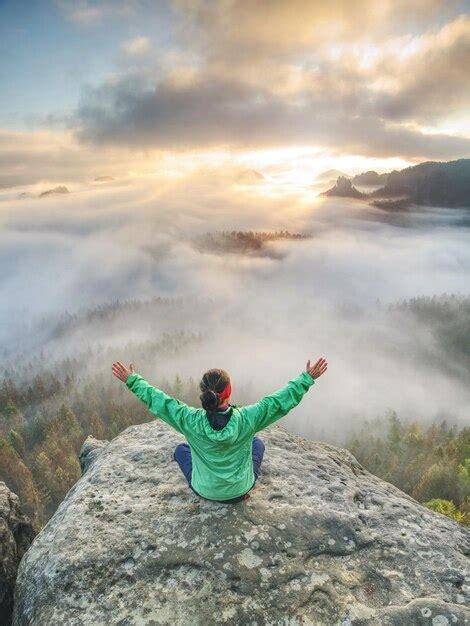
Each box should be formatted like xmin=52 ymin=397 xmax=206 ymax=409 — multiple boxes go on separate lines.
xmin=12 ymin=422 xmax=470 ymax=625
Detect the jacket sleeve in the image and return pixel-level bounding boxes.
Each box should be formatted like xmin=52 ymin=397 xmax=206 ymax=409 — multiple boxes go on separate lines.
xmin=240 ymin=371 xmax=315 ymax=433
xmin=125 ymin=373 xmax=196 ymax=435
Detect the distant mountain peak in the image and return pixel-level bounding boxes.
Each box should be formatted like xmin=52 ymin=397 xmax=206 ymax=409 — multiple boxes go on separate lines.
xmin=38 ymin=185 xmax=70 ymax=198
xmin=352 ymin=171 xmax=388 ymax=186
xmin=320 ymin=176 xmax=366 ymax=199
xmin=235 ymin=169 xmax=265 ymax=183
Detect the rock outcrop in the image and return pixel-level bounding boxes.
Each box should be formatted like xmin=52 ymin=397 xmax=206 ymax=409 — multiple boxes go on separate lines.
xmin=321 ymin=176 xmax=366 ymax=199
xmin=13 ymin=423 xmax=470 ymax=625
xmin=0 ymin=483 xmax=35 ymax=625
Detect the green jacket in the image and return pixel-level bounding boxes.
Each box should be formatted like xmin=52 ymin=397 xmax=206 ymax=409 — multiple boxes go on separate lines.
xmin=125 ymin=371 xmax=315 ymax=501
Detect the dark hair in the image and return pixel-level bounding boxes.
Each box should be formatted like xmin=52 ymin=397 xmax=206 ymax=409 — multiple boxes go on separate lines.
xmin=199 ymin=368 xmax=230 ymax=412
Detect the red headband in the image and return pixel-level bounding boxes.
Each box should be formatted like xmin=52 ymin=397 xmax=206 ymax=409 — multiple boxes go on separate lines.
xmin=218 ymin=381 xmax=232 ymax=402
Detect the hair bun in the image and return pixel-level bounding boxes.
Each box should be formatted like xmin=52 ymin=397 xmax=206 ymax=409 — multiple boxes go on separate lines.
xmin=199 ymin=368 xmax=230 ymax=412
xmin=200 ymin=389 xmax=220 ymax=411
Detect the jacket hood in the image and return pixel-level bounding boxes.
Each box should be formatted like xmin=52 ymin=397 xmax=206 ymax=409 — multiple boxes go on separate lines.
xmin=201 ymin=405 xmax=242 ymax=444
xmin=205 ymin=405 xmax=233 ymax=431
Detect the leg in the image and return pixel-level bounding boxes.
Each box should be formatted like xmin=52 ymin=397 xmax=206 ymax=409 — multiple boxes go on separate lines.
xmin=173 ymin=442 xmax=192 ymax=486
xmin=252 ymin=436 xmax=265 ymax=480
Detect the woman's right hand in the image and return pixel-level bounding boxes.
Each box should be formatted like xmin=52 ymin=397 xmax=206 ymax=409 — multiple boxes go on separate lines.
xmin=306 ymin=358 xmax=328 ymax=380
xmin=112 ymin=361 xmax=135 ymax=383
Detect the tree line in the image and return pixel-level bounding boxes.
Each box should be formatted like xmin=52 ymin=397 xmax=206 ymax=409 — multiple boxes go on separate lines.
xmin=346 ymin=412 xmax=469 ymax=525
xmin=0 ymin=368 xmax=202 ymax=527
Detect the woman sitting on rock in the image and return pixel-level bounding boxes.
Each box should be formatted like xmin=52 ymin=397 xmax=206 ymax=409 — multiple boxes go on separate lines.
xmin=112 ymin=358 xmax=327 ymax=503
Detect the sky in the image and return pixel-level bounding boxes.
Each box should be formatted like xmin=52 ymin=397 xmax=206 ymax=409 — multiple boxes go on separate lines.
xmin=1 ymin=0 xmax=470 ymax=188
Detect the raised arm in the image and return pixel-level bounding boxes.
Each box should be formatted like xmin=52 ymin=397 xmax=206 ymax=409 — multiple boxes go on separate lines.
xmin=112 ymin=361 xmax=195 ymax=435
xmin=241 ymin=358 xmax=327 ymax=433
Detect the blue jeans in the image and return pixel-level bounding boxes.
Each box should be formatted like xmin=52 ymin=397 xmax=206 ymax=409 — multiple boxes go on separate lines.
xmin=173 ymin=436 xmax=265 ymax=502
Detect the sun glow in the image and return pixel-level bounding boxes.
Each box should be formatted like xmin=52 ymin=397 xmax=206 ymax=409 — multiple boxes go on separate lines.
xmin=154 ymin=147 xmax=412 ymax=191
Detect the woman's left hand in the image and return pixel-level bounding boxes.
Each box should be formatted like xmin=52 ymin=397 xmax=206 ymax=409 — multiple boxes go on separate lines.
xmin=112 ymin=361 xmax=135 ymax=383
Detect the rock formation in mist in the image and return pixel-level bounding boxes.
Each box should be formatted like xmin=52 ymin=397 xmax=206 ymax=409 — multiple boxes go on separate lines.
xmin=93 ymin=176 xmax=115 ymax=182
xmin=38 ymin=185 xmax=70 ymax=198
xmin=13 ymin=422 xmax=469 ymax=625
xmin=352 ymin=171 xmax=388 ymax=186
xmin=321 ymin=176 xmax=366 ymax=199
xmin=0 ymin=483 xmax=35 ymax=625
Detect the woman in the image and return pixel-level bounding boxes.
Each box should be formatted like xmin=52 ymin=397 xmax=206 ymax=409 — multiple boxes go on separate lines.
xmin=112 ymin=358 xmax=327 ymax=503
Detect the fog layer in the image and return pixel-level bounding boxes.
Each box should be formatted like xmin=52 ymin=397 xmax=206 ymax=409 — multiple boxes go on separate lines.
xmin=1 ymin=171 xmax=469 ymax=439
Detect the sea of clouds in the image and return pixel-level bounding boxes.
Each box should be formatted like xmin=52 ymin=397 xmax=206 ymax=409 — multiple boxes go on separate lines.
xmin=1 ymin=171 xmax=469 ymax=440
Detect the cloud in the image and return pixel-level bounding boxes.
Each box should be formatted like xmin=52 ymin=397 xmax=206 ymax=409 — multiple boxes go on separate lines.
xmin=56 ymin=0 xmax=141 ymax=24
xmin=74 ymin=68 xmax=470 ymax=159
xmin=369 ymin=14 xmax=470 ymax=124
xmin=70 ymin=2 xmax=470 ymax=160
xmin=0 ymin=129 xmax=154 ymax=188
xmin=122 ymin=36 xmax=152 ymax=57
xmin=172 ymin=0 xmax=455 ymax=59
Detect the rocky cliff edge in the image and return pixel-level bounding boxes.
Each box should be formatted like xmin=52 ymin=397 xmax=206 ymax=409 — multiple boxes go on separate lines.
xmin=13 ymin=422 xmax=470 ymax=625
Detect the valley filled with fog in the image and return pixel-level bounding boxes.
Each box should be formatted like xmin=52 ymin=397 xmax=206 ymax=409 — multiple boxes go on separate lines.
xmin=1 ymin=171 xmax=469 ymax=443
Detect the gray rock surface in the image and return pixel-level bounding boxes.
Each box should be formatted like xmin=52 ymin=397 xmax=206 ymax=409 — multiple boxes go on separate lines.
xmin=79 ymin=436 xmax=109 ymax=473
xmin=13 ymin=422 xmax=470 ymax=625
xmin=0 ymin=482 xmax=35 ymax=625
